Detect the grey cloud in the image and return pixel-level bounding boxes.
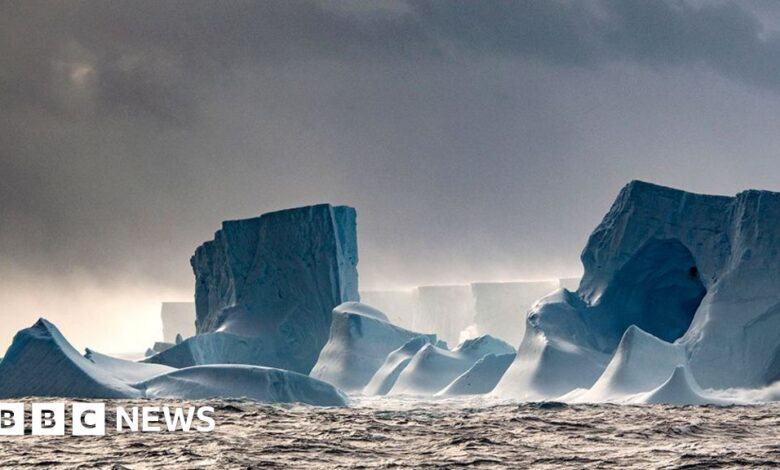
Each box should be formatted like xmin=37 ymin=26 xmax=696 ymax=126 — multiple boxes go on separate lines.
xmin=4 ymin=1 xmax=780 ymax=126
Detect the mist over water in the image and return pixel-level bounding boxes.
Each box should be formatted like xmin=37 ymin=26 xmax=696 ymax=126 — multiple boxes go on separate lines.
xmin=3 ymin=397 xmax=779 ymax=469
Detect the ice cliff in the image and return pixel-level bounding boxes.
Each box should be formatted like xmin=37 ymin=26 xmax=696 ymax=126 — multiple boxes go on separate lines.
xmin=470 ymin=281 xmax=560 ymax=346
xmin=496 ymin=181 xmax=780 ymax=400
xmin=161 ymin=302 xmax=196 ymax=343
xmin=156 ymin=204 xmax=358 ymax=374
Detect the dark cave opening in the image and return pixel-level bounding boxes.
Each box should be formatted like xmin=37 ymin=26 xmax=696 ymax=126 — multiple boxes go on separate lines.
xmin=598 ymin=238 xmax=707 ymax=345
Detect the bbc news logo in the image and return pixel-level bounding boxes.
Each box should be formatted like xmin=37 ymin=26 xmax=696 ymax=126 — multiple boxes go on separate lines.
xmin=0 ymin=403 xmax=216 ymax=436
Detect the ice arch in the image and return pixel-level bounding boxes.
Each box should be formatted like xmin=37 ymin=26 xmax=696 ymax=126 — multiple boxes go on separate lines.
xmin=592 ymin=238 xmax=706 ymax=346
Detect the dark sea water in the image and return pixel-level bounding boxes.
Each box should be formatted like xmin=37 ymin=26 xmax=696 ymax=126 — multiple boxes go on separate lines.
xmin=2 ymin=397 xmax=779 ymax=469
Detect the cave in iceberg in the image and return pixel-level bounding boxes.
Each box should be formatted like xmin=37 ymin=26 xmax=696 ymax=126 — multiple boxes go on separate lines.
xmin=495 ymin=180 xmax=780 ymax=399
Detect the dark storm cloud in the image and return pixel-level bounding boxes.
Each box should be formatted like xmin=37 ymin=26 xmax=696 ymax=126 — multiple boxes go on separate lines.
xmin=3 ymin=0 xmax=780 ymax=125
xmin=2 ymin=0 xmax=780 ymax=286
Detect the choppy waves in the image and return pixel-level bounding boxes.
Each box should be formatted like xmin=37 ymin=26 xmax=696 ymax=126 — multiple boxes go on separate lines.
xmin=1 ymin=397 xmax=779 ymax=469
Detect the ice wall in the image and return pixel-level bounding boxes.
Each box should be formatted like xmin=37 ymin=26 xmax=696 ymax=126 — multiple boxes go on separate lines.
xmin=496 ymin=181 xmax=780 ymax=398
xmin=181 ymin=204 xmax=358 ymax=374
xmin=413 ymin=285 xmax=473 ymax=346
xmin=471 ymin=281 xmax=559 ymax=345
xmin=161 ymin=302 xmax=196 ymax=342
xmin=358 ymin=290 xmax=416 ymax=328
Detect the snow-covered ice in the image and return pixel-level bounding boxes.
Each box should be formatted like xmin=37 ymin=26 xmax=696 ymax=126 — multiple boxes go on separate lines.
xmin=0 ymin=319 xmax=349 ymax=406
xmin=310 ymin=302 xmax=436 ymax=392
xmin=138 ymin=365 xmax=347 ymax=406
xmin=168 ymin=204 xmax=358 ymax=374
xmin=436 ymin=352 xmax=516 ymax=396
xmin=496 ymin=181 xmax=780 ymax=402
xmin=0 ymin=319 xmax=143 ymax=399
xmin=390 ymin=335 xmax=514 ymax=396
xmin=362 ymin=335 xmax=435 ymax=396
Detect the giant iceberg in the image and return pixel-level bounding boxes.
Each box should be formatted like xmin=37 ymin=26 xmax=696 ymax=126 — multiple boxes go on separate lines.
xmin=496 ymin=181 xmax=780 ymax=399
xmin=160 ymin=302 xmax=196 ymax=342
xmin=309 ymin=302 xmax=437 ymax=392
xmin=358 ymin=290 xmax=417 ymax=328
xmin=0 ymin=319 xmax=348 ymax=406
xmin=157 ymin=204 xmax=358 ymax=374
xmin=413 ymin=285 xmax=473 ymax=346
xmin=470 ymin=281 xmax=559 ymax=345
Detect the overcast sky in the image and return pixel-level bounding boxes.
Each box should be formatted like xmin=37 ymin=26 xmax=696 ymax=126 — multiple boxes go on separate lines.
xmin=3 ymin=0 xmax=780 ymax=352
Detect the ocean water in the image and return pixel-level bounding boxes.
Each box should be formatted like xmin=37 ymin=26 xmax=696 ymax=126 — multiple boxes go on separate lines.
xmin=2 ymin=397 xmax=779 ymax=469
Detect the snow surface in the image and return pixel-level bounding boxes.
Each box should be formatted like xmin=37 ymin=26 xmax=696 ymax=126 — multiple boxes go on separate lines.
xmin=363 ymin=335 xmax=434 ymax=396
xmin=190 ymin=204 xmax=359 ymax=374
xmin=636 ymin=366 xmax=723 ymax=406
xmin=573 ymin=326 xmax=688 ymax=403
xmin=310 ymin=303 xmax=436 ymax=392
xmin=0 ymin=319 xmax=142 ymax=399
xmin=138 ymin=365 xmax=347 ymax=406
xmin=390 ymin=335 xmax=515 ymax=396
xmin=160 ymin=302 xmax=196 ymax=343
xmin=85 ymin=349 xmax=174 ymax=383
xmin=492 ymin=289 xmax=610 ymax=400
xmin=0 ymin=319 xmax=348 ymax=405
xmin=496 ymin=181 xmax=780 ymax=400
xmin=436 ymin=352 xmax=516 ymax=396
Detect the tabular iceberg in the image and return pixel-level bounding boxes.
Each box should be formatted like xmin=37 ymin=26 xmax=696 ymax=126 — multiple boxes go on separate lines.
xmin=309 ymin=302 xmax=437 ymax=392
xmin=496 ymin=181 xmax=780 ymax=400
xmin=160 ymin=302 xmax=196 ymax=343
xmin=470 ymin=281 xmax=560 ymax=346
xmin=413 ymin=285 xmax=473 ymax=346
xmin=389 ymin=335 xmax=514 ymax=396
xmin=358 ymin=290 xmax=417 ymax=328
xmin=157 ymin=204 xmax=358 ymax=374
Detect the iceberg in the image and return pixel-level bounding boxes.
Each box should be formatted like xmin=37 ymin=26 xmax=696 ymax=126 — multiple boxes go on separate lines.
xmin=137 ymin=365 xmax=347 ymax=406
xmin=309 ymin=303 xmax=436 ymax=392
xmin=0 ymin=319 xmax=142 ymax=399
xmin=160 ymin=302 xmax=196 ymax=343
xmin=573 ymin=326 xmax=687 ymax=403
xmin=162 ymin=204 xmax=358 ymax=374
xmin=635 ymin=366 xmax=724 ymax=406
xmin=85 ymin=349 xmax=174 ymax=383
xmin=470 ymin=281 xmax=560 ymax=345
xmin=436 ymin=352 xmax=516 ymax=396
xmin=363 ymin=336 xmax=434 ymax=396
xmin=413 ymin=285 xmax=473 ymax=346
xmin=496 ymin=181 xmax=780 ymax=400
xmin=359 ymin=290 xmax=417 ymax=328
xmin=389 ymin=335 xmax=514 ymax=396
xmin=0 ymin=319 xmax=348 ymax=406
